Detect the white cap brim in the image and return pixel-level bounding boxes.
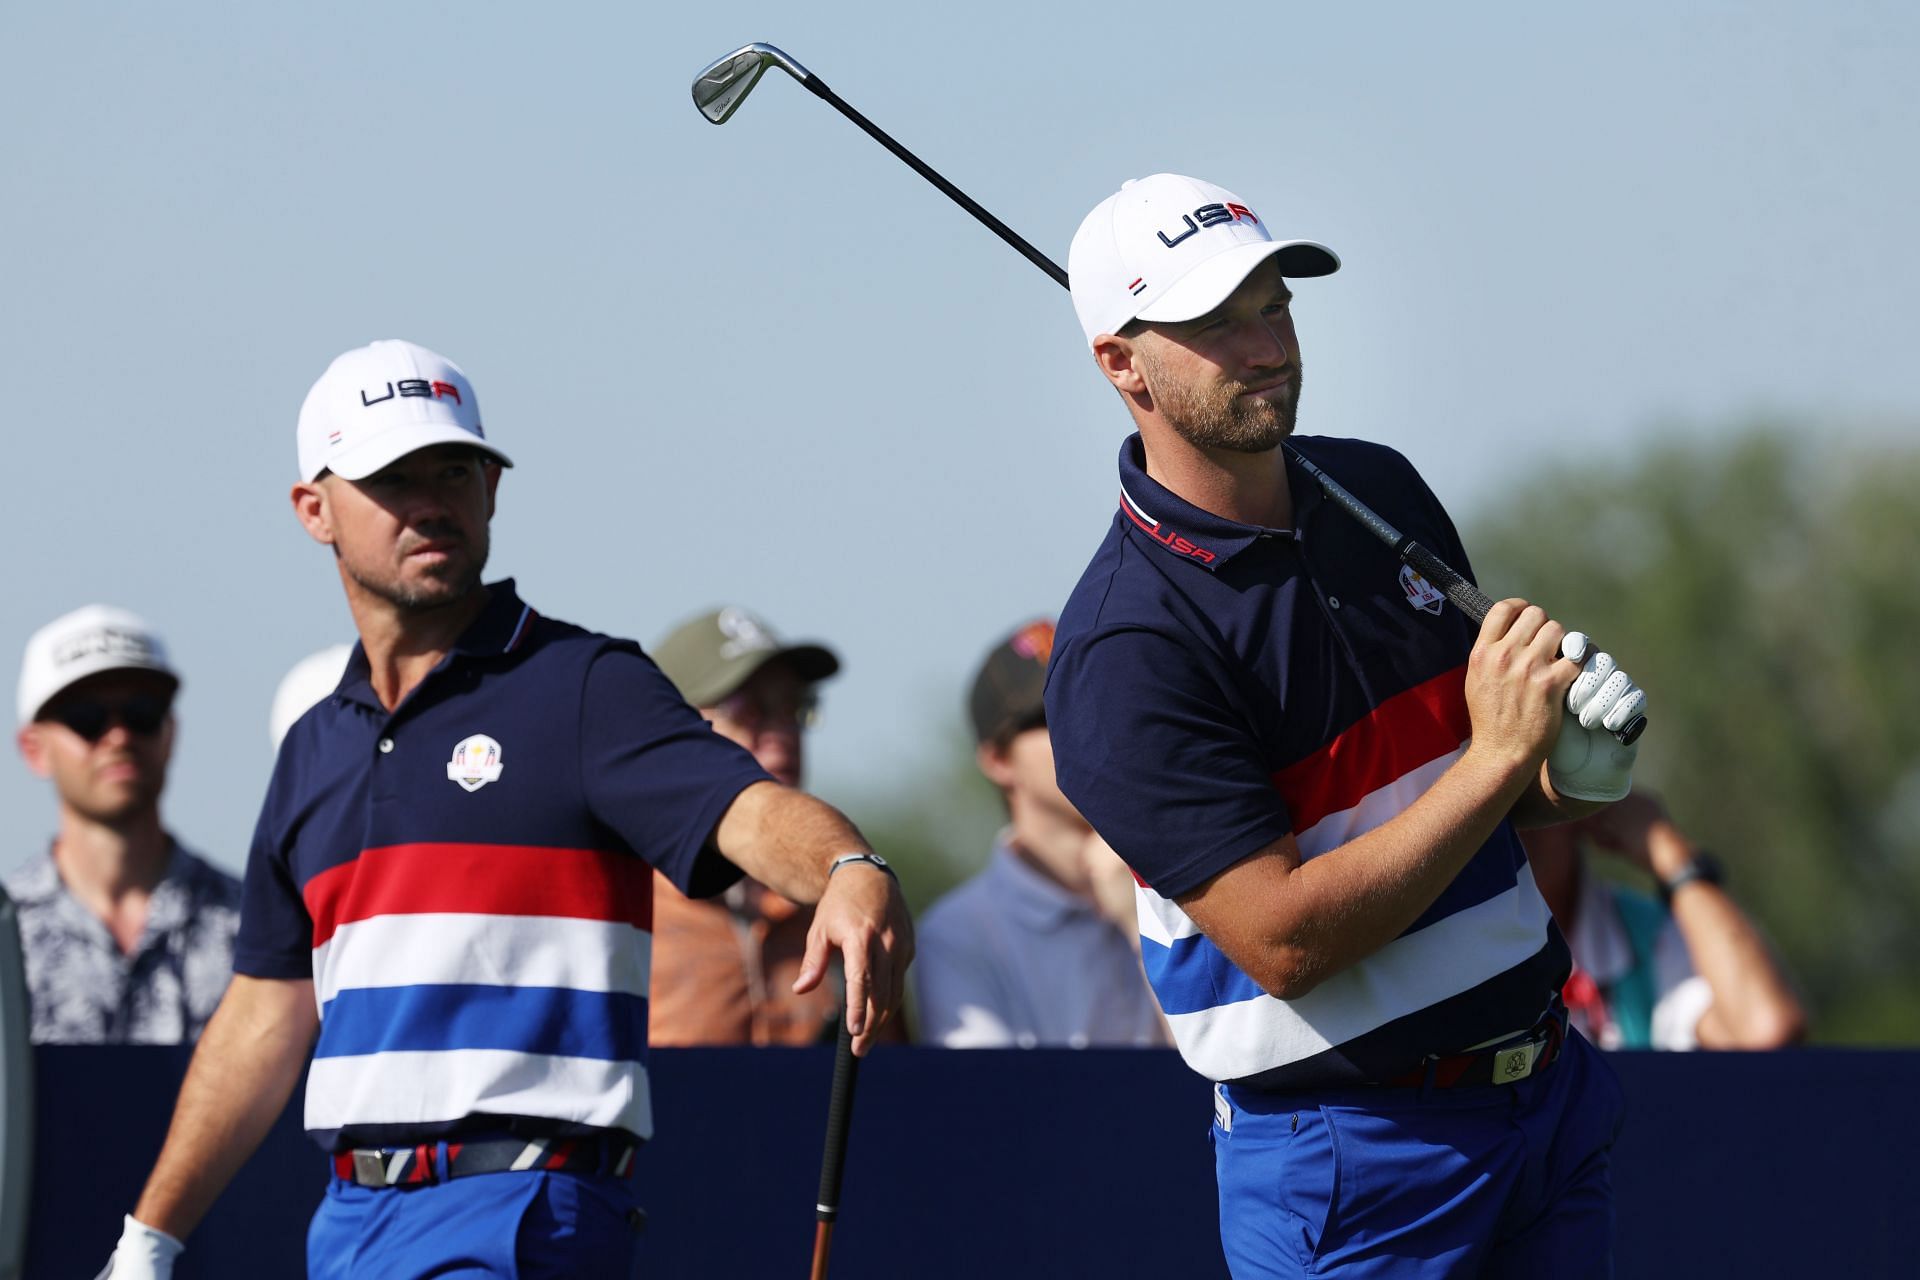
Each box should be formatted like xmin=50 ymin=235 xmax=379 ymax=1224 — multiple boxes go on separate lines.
xmin=1135 ymin=238 xmax=1341 ymax=327
xmin=315 ymin=424 xmax=514 ymax=482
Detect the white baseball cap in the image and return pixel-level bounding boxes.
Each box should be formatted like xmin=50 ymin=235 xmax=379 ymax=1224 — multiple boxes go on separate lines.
xmin=268 ymin=643 xmax=354 ymax=752
xmin=17 ymin=605 xmax=179 ymax=727
xmin=296 ymin=339 xmax=513 ymax=483
xmin=1068 ymin=174 xmax=1340 ymax=346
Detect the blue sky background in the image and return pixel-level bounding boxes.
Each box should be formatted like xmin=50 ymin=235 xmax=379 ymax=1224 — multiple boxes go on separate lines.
xmin=4 ymin=1 xmax=1915 ymax=873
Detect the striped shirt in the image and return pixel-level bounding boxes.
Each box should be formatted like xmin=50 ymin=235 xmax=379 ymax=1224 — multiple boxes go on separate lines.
xmin=234 ymin=581 xmax=770 ymax=1150
xmin=1046 ymin=436 xmax=1568 ymax=1090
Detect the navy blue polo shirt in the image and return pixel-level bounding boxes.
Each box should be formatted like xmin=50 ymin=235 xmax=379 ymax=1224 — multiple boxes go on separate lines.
xmin=235 ymin=580 xmax=771 ymax=1149
xmin=1046 ymin=436 xmax=1569 ymax=1090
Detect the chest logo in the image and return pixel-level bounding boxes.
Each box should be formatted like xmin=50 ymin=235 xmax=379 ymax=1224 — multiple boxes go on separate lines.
xmin=446 ymin=734 xmax=504 ymax=792
xmin=1399 ymin=565 xmax=1445 ymax=616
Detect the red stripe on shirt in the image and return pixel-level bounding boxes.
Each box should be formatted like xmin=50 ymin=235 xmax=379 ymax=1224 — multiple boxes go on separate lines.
xmin=304 ymin=843 xmax=654 ymax=946
xmin=1271 ymin=666 xmax=1471 ymax=835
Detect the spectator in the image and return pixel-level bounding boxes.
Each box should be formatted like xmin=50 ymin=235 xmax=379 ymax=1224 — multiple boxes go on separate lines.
xmin=1523 ymin=791 xmax=1807 ymax=1049
xmin=7 ymin=606 xmax=240 ymax=1044
xmin=648 ymin=606 xmax=849 ymax=1046
xmin=915 ymin=620 xmax=1166 ymax=1048
xmin=267 ymin=644 xmax=352 ymax=753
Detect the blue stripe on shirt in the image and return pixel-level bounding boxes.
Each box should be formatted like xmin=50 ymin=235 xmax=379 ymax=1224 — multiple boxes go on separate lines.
xmin=315 ymin=984 xmax=647 ymax=1061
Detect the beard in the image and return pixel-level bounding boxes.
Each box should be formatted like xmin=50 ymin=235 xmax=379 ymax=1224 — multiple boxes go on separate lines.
xmin=341 ymin=526 xmax=490 ymax=612
xmin=1139 ymin=346 xmax=1302 ymax=453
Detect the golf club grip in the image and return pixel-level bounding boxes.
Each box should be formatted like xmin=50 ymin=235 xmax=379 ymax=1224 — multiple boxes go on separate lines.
xmin=1398 ymin=541 xmax=1496 ymax=623
xmin=815 ymin=1022 xmax=861 ymax=1224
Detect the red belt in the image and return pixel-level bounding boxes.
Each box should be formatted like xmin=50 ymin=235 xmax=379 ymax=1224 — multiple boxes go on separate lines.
xmin=1384 ymin=1007 xmax=1568 ymax=1090
xmin=331 ymin=1135 xmax=638 ymax=1188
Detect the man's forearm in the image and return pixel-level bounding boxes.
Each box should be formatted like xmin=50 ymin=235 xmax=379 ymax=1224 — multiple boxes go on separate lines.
xmin=1186 ymin=746 xmax=1539 ymax=1000
xmin=1668 ymin=883 xmax=1808 ymax=1048
xmin=132 ymin=975 xmax=318 ymax=1239
xmin=713 ymin=780 xmax=868 ymax=904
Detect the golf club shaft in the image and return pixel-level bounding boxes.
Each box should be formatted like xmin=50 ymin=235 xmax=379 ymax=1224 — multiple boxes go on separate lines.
xmin=700 ymin=43 xmax=1646 ymax=747
xmin=809 ymin=1021 xmax=861 ymax=1279
xmin=793 ymin=74 xmax=1069 ymax=291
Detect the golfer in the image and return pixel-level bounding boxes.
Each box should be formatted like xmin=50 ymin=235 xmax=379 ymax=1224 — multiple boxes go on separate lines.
xmin=98 ymin=339 xmax=912 ymax=1279
xmin=1045 ymin=174 xmax=1645 ymax=1278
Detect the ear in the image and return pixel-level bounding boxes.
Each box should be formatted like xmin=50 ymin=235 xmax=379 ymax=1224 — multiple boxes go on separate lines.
xmin=1091 ymin=333 xmax=1148 ymax=397
xmin=17 ymin=725 xmax=52 ymax=779
xmin=483 ymin=460 xmax=501 ymax=517
xmin=291 ymin=479 xmax=335 ymax=546
xmin=976 ymin=740 xmax=1017 ymax=791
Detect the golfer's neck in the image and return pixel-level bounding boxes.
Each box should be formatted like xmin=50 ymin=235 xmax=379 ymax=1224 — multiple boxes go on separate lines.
xmin=1142 ymin=432 xmax=1293 ymax=531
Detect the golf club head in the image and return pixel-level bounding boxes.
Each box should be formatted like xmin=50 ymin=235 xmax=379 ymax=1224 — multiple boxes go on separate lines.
xmin=691 ymin=43 xmax=810 ymax=125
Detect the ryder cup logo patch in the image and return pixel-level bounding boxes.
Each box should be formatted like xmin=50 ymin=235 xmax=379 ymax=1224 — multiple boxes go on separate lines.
xmin=446 ymin=734 xmax=504 ymax=792
xmin=1400 ymin=565 xmax=1445 ymax=616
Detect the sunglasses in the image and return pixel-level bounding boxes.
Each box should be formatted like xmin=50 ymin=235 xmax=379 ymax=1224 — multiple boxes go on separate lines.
xmin=41 ymin=693 xmax=173 ymax=742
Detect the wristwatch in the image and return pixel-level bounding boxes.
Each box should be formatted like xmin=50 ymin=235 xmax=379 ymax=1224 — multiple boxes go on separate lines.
xmin=828 ymin=852 xmax=896 ymax=880
xmin=1658 ymin=851 xmax=1725 ymax=907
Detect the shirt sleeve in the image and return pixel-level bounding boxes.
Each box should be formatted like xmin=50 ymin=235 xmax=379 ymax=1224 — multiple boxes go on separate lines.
xmin=231 ymin=764 xmax=317 ymax=981
xmin=1045 ymin=625 xmax=1296 ymax=900
xmin=578 ymin=644 xmax=772 ymax=899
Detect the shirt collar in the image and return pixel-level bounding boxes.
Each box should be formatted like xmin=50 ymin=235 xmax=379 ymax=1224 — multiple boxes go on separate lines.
xmin=334 ymin=579 xmax=536 ymax=711
xmin=988 ymin=832 xmax=1095 ymax=929
xmin=1114 ymin=434 xmax=1322 ymax=572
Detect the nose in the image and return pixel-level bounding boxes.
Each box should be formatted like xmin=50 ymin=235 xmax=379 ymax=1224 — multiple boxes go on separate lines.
xmin=1247 ymin=313 xmax=1295 ymax=371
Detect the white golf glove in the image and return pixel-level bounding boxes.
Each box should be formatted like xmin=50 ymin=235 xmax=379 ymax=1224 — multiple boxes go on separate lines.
xmin=1546 ymin=633 xmax=1647 ymax=803
xmin=95 ymin=1215 xmax=184 ymax=1280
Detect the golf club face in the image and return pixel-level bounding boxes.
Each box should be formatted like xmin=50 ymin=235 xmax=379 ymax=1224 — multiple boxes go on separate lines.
xmin=691 ymin=43 xmax=810 ymax=125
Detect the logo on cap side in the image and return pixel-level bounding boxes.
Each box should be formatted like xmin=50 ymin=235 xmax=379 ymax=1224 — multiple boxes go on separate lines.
xmin=52 ymin=627 xmax=158 ymax=669
xmin=1156 ymin=202 xmax=1260 ymax=249
xmin=361 ymin=379 xmax=464 ymax=407
xmin=716 ymin=607 xmax=779 ymax=660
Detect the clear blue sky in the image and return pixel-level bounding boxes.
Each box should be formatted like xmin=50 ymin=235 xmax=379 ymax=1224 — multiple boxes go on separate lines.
xmin=4 ymin=1 xmax=1915 ymax=873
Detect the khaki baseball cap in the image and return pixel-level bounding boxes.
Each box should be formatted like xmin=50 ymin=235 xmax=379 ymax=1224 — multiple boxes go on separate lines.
xmin=651 ymin=607 xmax=840 ymax=708
xmin=968 ymin=619 xmax=1056 ymax=745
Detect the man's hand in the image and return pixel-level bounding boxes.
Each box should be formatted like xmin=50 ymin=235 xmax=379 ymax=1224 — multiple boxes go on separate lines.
xmin=95 ymin=1216 xmax=184 ymax=1280
xmin=1546 ymin=635 xmax=1646 ymax=802
xmin=1462 ymin=600 xmax=1580 ymax=779
xmin=794 ymin=860 xmax=913 ymax=1055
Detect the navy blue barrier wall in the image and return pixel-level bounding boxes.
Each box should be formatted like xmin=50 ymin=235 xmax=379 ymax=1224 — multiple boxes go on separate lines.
xmin=24 ymin=1046 xmax=1920 ymax=1277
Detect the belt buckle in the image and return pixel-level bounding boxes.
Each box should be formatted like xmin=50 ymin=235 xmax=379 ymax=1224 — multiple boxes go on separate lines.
xmin=1495 ymin=1041 xmax=1539 ymax=1083
xmin=352 ymin=1150 xmax=388 ymax=1186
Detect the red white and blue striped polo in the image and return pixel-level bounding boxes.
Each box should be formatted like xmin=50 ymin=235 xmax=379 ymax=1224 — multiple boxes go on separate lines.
xmin=1046 ymin=436 xmax=1570 ymax=1091
xmin=234 ymin=581 xmax=770 ymax=1150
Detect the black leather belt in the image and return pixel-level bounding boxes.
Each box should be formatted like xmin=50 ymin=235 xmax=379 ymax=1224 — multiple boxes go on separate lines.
xmin=331 ymin=1134 xmax=638 ymax=1188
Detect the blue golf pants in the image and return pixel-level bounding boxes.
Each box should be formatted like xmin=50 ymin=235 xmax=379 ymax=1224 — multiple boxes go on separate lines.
xmin=1212 ymin=1030 xmax=1625 ymax=1278
xmin=308 ymin=1167 xmax=643 ymax=1279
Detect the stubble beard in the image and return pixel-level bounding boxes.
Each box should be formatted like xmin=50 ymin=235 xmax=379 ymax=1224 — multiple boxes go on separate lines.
xmin=343 ymin=530 xmax=490 ymax=613
xmin=1142 ymin=349 xmax=1303 ymax=454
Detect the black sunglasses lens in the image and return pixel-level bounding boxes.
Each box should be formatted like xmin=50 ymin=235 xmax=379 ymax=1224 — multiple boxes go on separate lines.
xmin=53 ymin=703 xmax=112 ymax=741
xmin=47 ymin=696 xmax=170 ymax=740
xmin=121 ymin=696 xmax=170 ymax=735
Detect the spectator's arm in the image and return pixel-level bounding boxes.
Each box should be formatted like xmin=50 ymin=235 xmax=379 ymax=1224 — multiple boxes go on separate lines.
xmin=1579 ymin=793 xmax=1807 ymax=1049
xmin=129 ymin=975 xmax=318 ymax=1240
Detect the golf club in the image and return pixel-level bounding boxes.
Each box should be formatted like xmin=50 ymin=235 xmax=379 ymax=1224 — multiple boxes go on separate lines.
xmin=690 ymin=41 xmax=1647 ymax=748
xmin=809 ymin=1020 xmax=862 ymax=1280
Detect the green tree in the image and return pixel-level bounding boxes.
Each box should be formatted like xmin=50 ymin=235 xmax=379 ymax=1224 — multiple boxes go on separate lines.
xmin=1465 ymin=427 xmax=1920 ymax=1043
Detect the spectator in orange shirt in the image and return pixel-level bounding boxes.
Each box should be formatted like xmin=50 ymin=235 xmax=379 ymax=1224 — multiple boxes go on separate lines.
xmin=647 ymin=607 xmax=846 ymax=1045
